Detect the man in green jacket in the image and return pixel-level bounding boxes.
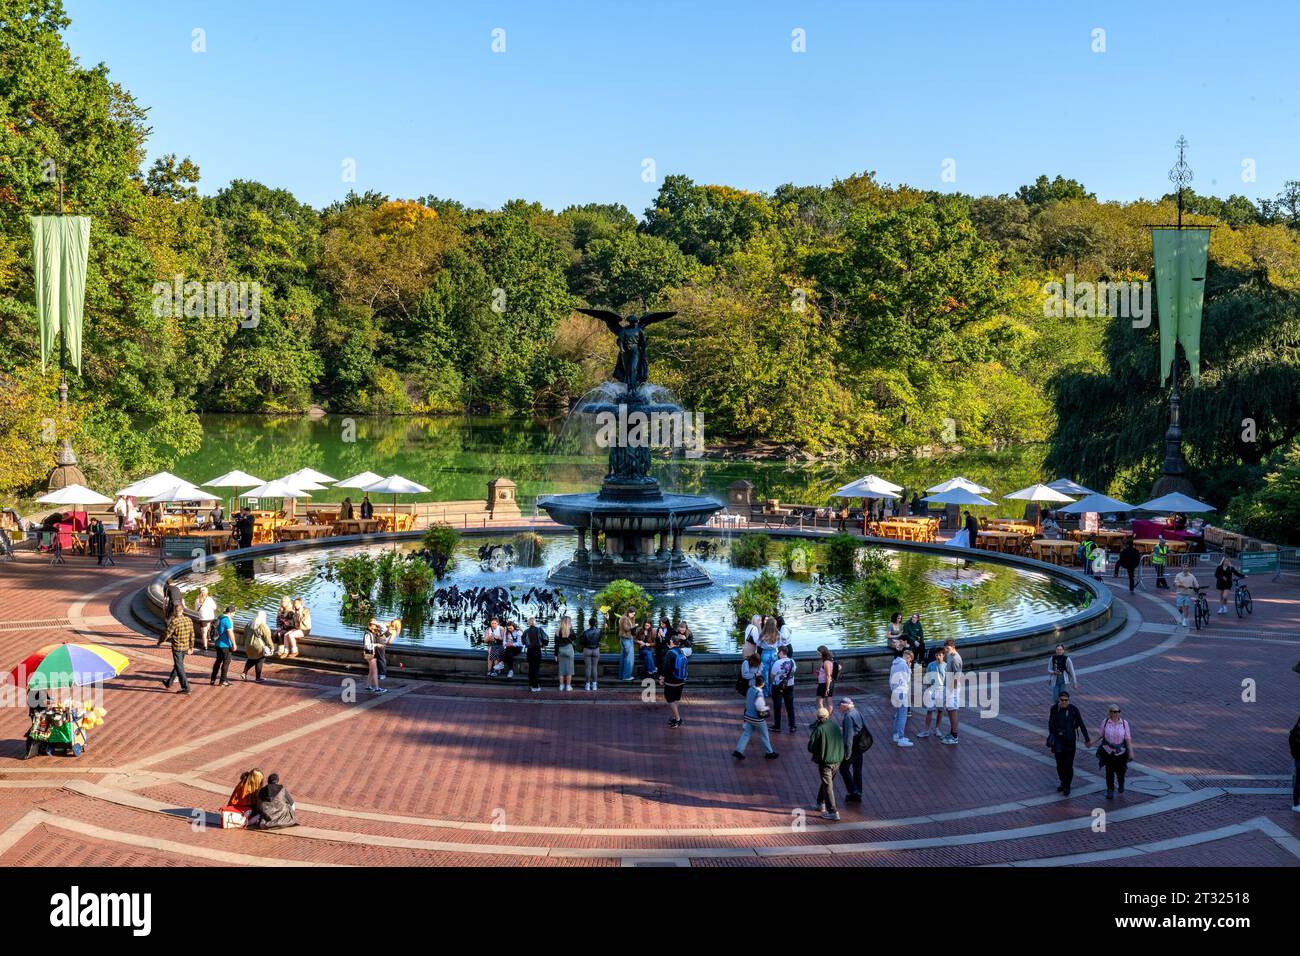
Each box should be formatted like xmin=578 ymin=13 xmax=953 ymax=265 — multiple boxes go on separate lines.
xmin=808 ymin=706 xmax=845 ymax=820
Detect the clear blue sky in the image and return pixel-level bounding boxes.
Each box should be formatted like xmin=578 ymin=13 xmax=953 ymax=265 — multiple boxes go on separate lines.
xmin=63 ymin=0 xmax=1300 ymax=216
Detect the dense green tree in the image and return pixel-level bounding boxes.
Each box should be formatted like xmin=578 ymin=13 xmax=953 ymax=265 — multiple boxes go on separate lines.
xmin=1015 ymin=174 xmax=1095 ymax=209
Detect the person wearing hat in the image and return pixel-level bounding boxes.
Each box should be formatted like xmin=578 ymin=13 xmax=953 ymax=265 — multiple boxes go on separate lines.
xmin=1046 ymin=690 xmax=1091 ymax=797
xmin=807 ymin=707 xmax=845 ymax=820
xmin=837 ymin=697 xmax=868 ymax=803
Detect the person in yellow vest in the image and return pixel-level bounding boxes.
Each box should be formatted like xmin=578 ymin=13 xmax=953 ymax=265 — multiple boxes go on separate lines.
xmin=1152 ymin=536 xmax=1169 ymax=589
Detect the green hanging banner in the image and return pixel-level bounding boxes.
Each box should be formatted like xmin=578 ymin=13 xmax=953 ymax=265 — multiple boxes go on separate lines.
xmin=29 ymin=215 xmax=91 ymax=375
xmin=1151 ymin=227 xmax=1210 ymax=386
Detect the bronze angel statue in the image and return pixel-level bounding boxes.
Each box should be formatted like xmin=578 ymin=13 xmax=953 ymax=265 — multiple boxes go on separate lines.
xmin=577 ymin=308 xmax=675 ymax=390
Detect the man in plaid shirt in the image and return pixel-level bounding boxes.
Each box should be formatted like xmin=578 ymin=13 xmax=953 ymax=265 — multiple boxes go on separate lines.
xmin=159 ymin=602 xmax=195 ymax=694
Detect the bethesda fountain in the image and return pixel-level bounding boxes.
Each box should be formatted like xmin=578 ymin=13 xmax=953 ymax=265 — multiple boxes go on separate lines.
xmin=537 ymin=308 xmax=723 ymax=590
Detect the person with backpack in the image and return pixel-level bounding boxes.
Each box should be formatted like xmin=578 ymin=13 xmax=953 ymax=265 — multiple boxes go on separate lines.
xmin=733 ymin=674 xmax=778 ymax=760
xmin=1152 ymin=536 xmax=1169 ymax=588
xmin=769 ymin=644 xmax=796 ymax=733
xmin=581 ymin=612 xmax=603 ymax=691
xmin=241 ymin=610 xmax=274 ymax=683
xmin=522 ymin=616 xmax=548 ymax=692
xmin=1078 ymin=537 xmax=1096 ymax=578
xmin=814 ymin=645 xmax=837 ymax=711
xmin=1047 ymin=690 xmax=1091 ymax=796
xmin=807 ymin=707 xmax=845 ymax=820
xmin=663 ymin=634 xmax=689 ymax=728
xmin=209 ymin=605 xmax=236 ymax=686
xmin=837 ymin=697 xmax=870 ymax=803
xmin=889 ymin=649 xmax=914 ymax=747
xmin=1048 ymin=643 xmax=1077 ymax=704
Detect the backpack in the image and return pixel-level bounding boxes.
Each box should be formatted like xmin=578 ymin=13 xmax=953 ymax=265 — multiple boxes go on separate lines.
xmin=670 ymin=649 xmax=688 ymax=683
xmin=831 ymin=658 xmax=842 ymax=682
xmin=735 ymin=670 xmax=750 ymax=696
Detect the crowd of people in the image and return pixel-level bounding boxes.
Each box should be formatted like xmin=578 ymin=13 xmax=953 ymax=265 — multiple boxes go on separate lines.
xmin=157 ymin=589 xmax=315 ymax=691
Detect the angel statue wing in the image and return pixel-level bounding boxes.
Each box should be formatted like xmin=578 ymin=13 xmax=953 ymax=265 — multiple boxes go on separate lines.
xmin=633 ymin=311 xmax=676 ymax=327
xmin=576 ymin=308 xmax=627 ymax=335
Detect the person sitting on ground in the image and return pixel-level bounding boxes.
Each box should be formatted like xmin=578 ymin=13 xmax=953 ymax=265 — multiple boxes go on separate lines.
xmin=225 ymin=768 xmax=264 ymax=812
xmin=252 ymin=773 xmax=298 ymax=829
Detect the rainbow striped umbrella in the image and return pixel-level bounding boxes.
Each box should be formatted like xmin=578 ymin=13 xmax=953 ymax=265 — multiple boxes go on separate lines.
xmin=6 ymin=643 xmax=130 ymax=690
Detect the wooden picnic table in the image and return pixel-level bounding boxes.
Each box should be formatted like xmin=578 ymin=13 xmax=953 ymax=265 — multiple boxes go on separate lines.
xmin=276 ymin=523 xmax=334 ymax=542
xmin=1133 ymin=538 xmax=1190 ymax=555
xmin=1030 ymin=538 xmax=1078 ymax=565
xmin=187 ymin=529 xmax=235 ymax=552
xmin=1068 ymin=529 xmax=1133 ymax=547
xmin=333 ymin=518 xmax=385 ymax=535
xmin=875 ymin=519 xmax=937 ymax=543
xmin=987 ymin=519 xmax=1037 ymax=535
xmin=976 ymin=529 xmax=1030 ymax=553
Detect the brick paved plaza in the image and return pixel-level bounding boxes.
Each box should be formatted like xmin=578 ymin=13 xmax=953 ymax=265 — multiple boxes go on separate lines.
xmin=0 ymin=550 xmax=1295 ymax=869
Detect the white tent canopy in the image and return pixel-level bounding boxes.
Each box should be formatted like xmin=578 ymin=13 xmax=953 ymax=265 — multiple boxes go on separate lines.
xmin=203 ymin=470 xmax=264 ymax=488
xmin=927 ymin=476 xmax=992 ymax=495
xmin=832 ymin=475 xmax=901 ymax=499
xmin=921 ymin=488 xmax=997 ymax=507
xmin=335 ymin=470 xmax=385 ymax=490
xmin=145 ymin=483 xmax=220 ymax=504
xmin=277 ymin=474 xmax=327 ymax=492
xmin=1057 ymin=493 xmax=1137 ymax=514
xmin=284 ymin=467 xmax=337 ymax=485
xmin=1047 ymin=477 xmax=1096 ymax=496
xmin=1004 ymin=483 xmax=1075 ymax=504
xmin=37 ymin=484 xmax=114 ymax=507
xmin=116 ymin=471 xmax=185 ymax=498
xmin=1136 ymin=492 xmax=1216 ymax=513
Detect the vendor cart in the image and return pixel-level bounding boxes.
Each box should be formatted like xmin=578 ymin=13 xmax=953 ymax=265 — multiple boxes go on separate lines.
xmin=23 ymin=705 xmax=90 ymax=758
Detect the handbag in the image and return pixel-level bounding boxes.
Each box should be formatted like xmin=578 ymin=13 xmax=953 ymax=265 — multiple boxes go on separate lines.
xmin=735 ymin=672 xmax=749 ymax=696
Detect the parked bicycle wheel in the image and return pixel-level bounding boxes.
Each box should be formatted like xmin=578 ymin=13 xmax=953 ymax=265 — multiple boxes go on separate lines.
xmin=1235 ymin=586 xmax=1252 ymax=617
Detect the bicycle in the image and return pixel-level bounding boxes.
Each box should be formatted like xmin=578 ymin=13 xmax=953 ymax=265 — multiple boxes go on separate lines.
xmin=1234 ymin=578 xmax=1253 ymax=618
xmin=1192 ymin=587 xmax=1211 ymax=630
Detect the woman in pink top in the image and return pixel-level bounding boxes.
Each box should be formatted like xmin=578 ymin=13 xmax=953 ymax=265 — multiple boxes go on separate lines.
xmin=1097 ymin=704 xmax=1134 ymax=798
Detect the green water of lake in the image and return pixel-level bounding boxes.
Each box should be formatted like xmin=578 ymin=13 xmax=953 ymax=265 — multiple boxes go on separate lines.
xmin=175 ymin=414 xmax=1048 ymax=514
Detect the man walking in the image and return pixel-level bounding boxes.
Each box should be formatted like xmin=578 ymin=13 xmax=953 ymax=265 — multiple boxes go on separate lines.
xmin=889 ymin=650 xmax=914 ymax=747
xmin=522 ymin=616 xmax=548 ymax=692
xmin=1117 ymin=540 xmax=1140 ymax=592
xmin=837 ymin=697 xmax=868 ymax=803
xmin=940 ymin=638 xmax=962 ymax=745
xmin=1174 ymin=565 xmax=1200 ymax=627
xmin=808 ymin=707 xmax=844 ymax=820
xmin=1046 ymin=690 xmax=1090 ymax=796
xmin=158 ymin=602 xmax=195 ymax=694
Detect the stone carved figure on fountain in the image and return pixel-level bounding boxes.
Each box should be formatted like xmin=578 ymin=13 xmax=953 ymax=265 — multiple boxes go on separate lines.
xmin=577 ymin=308 xmax=675 ymax=393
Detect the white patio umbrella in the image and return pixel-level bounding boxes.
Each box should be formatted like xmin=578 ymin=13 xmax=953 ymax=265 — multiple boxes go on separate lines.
xmin=36 ymin=483 xmax=114 ymax=508
xmin=1135 ymin=492 xmax=1216 ymax=513
xmin=203 ymin=469 xmax=265 ymax=517
xmin=1004 ymin=483 xmax=1075 ymax=504
xmin=922 ymin=487 xmax=997 ymax=508
xmin=145 ymin=483 xmax=220 ymax=504
xmin=239 ymin=479 xmax=312 ymax=536
xmin=1057 ymin=493 xmax=1136 ymax=514
xmin=362 ymin=474 xmax=430 ymax=529
xmin=1047 ymin=477 xmax=1097 ymax=497
xmin=927 ymin=476 xmax=992 ymax=495
xmin=116 ymin=471 xmax=185 ymax=498
xmin=335 ymin=470 xmax=385 ymax=489
xmin=284 ymin=467 xmax=337 ymax=485
xmin=832 ymin=475 xmax=901 ymax=499
xmin=277 ymin=474 xmax=328 ymax=520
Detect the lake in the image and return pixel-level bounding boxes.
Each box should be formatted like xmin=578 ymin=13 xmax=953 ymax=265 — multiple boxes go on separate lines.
xmin=176 ymin=414 xmax=1050 ymax=515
